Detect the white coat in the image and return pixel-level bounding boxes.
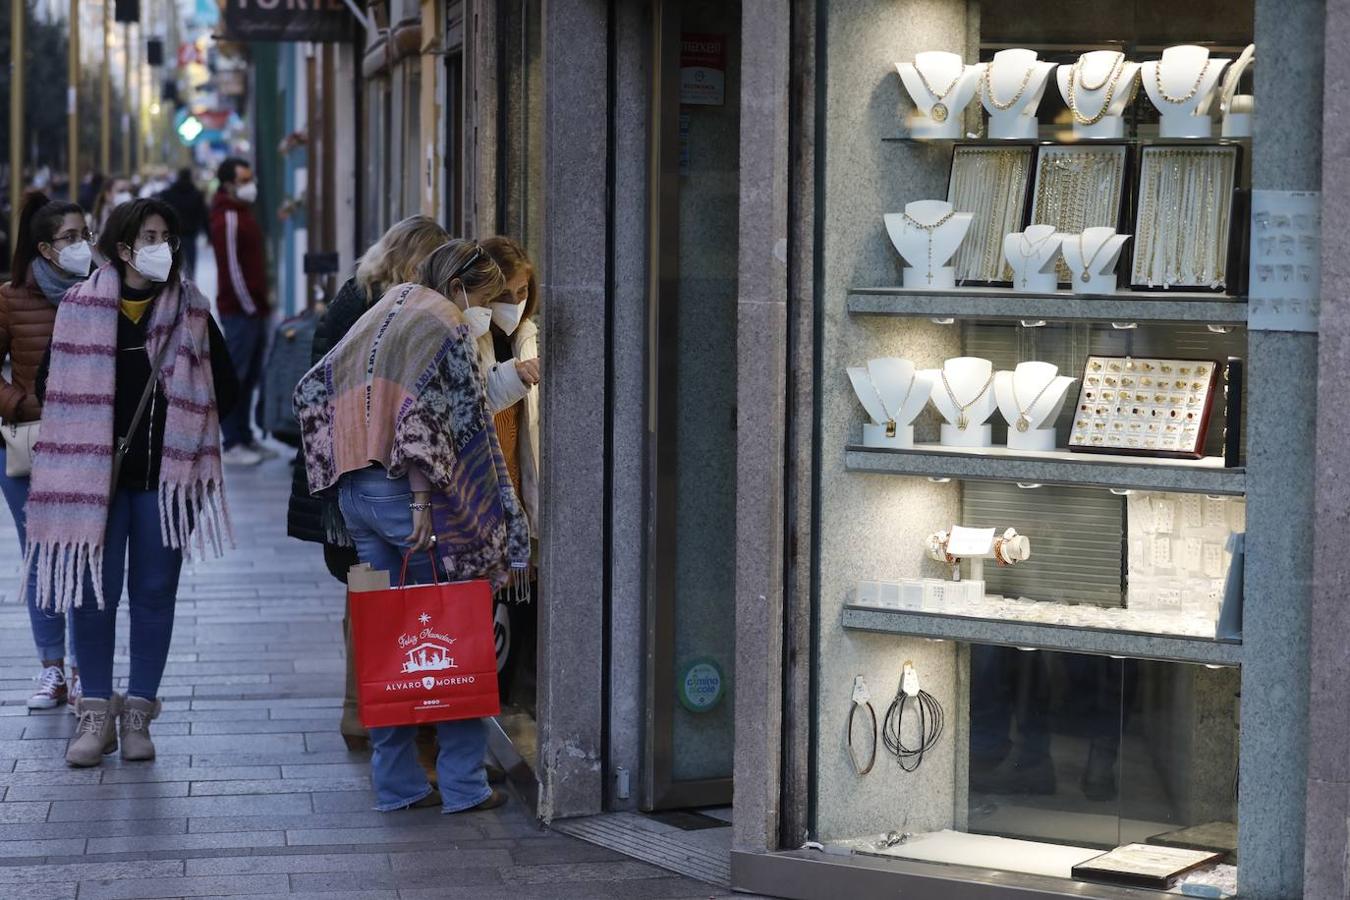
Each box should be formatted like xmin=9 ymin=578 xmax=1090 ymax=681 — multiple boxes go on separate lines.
xmin=479 ymin=318 xmax=540 ymax=537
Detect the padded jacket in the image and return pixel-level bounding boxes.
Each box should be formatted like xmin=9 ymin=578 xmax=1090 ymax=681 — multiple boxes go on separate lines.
xmin=0 ymin=277 xmax=58 ymax=424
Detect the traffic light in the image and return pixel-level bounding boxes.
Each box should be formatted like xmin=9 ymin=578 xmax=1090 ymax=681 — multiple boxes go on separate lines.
xmin=147 ymin=38 xmax=164 ymax=67
xmin=114 ymin=0 xmax=139 ymax=23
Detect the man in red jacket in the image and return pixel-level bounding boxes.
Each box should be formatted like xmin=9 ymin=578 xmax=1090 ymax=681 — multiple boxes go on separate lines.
xmin=209 ymin=157 xmax=271 ymax=466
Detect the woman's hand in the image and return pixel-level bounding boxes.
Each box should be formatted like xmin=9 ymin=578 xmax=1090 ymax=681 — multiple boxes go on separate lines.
xmin=516 ymin=358 xmax=541 ymax=386
xmin=407 ymin=493 xmax=434 ymax=552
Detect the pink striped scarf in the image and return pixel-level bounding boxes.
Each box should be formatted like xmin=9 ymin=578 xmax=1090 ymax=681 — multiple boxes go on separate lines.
xmin=23 ymin=263 xmax=232 ymax=611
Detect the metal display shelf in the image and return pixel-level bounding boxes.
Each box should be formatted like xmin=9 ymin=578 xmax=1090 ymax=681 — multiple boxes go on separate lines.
xmin=845 ymin=444 xmax=1245 ymax=495
xmin=842 ymin=604 xmax=1242 ymax=666
xmin=848 ymin=286 xmax=1248 ymax=326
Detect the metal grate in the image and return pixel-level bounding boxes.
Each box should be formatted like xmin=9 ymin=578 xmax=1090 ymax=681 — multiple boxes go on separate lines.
xmin=551 ymin=811 xmax=732 ymax=887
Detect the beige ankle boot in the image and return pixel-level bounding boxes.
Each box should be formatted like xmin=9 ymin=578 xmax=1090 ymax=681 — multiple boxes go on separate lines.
xmin=119 ymin=696 xmax=162 ymax=762
xmin=66 ymin=695 xmax=122 ymax=767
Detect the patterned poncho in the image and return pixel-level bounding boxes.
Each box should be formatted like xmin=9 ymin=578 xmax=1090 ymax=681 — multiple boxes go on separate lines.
xmin=293 ymin=283 xmax=529 ymax=588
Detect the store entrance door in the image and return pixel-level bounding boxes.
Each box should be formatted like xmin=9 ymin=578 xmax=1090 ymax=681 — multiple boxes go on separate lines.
xmin=644 ymin=0 xmax=741 ymax=811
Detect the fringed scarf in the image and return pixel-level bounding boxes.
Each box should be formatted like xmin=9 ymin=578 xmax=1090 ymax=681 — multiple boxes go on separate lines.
xmin=294 ymin=283 xmax=530 ymax=590
xmin=23 ymin=263 xmax=232 ymax=611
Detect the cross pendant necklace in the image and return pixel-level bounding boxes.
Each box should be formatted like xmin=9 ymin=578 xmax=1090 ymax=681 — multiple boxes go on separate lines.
xmin=903 ymin=210 xmax=957 ymax=285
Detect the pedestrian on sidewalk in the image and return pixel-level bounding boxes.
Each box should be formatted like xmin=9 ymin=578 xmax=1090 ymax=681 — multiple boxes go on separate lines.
xmin=209 ymin=157 xmax=271 ymax=468
xmin=480 ymin=236 xmax=541 ymax=711
xmin=295 ymin=239 xmax=529 ymax=814
xmin=29 ymin=198 xmax=239 ymax=768
xmin=285 ymin=215 xmax=450 ymax=753
xmin=0 ymin=191 xmax=92 ymax=712
xmin=90 ymin=175 xmax=133 ymax=241
xmin=158 ymin=169 xmax=208 ymax=278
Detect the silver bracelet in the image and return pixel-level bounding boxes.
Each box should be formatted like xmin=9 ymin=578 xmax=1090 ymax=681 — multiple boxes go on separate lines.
xmin=409 ymin=502 xmax=432 ymax=512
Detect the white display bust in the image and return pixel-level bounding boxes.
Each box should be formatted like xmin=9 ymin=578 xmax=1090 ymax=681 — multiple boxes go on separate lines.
xmin=846 ymin=358 xmax=936 ymax=449
xmin=980 ymin=49 xmax=1058 ymax=140
xmin=994 ymin=362 xmax=1076 ymax=451
xmin=927 ymin=357 xmax=998 ymax=448
xmin=1056 ymin=51 xmax=1141 ymax=140
xmin=896 ymin=51 xmax=982 ymax=140
xmin=1061 ymin=227 xmax=1130 ymax=294
xmin=1003 ymin=225 xmax=1062 ymax=293
xmin=883 ymin=201 xmax=974 ymax=290
xmin=1219 ymin=44 xmax=1255 ymax=138
xmin=1141 ymin=45 xmax=1231 ymax=138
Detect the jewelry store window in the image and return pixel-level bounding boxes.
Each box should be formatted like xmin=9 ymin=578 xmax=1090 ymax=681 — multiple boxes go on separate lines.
xmin=808 ymin=0 xmax=1259 ymax=894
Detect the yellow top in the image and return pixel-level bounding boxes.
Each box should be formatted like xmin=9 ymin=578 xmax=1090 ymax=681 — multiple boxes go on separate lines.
xmin=120 ymin=297 xmax=152 ymax=324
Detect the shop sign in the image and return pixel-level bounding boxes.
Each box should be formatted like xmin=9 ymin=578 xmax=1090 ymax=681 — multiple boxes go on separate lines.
xmin=680 ymin=33 xmax=725 ymax=106
xmin=220 ymin=0 xmax=357 ymax=43
xmin=677 ymin=658 xmax=724 ymax=713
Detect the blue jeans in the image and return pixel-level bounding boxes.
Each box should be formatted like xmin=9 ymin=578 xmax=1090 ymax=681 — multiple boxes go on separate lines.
xmin=74 ymin=488 xmax=183 ymax=701
xmin=338 ymin=466 xmax=491 ymax=813
xmin=0 ymin=447 xmax=77 ymax=666
xmin=220 ymin=314 xmax=265 ymax=449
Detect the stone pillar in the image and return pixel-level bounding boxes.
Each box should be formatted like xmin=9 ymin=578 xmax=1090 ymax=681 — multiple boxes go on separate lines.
xmin=1304 ymin=0 xmax=1350 ymax=896
xmin=1241 ymin=0 xmax=1323 ymax=896
xmin=536 ymin=0 xmax=609 ymax=820
xmin=733 ymin=0 xmax=791 ymax=855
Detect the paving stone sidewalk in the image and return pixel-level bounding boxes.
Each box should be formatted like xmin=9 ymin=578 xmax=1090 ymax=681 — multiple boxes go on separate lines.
xmin=0 ymin=456 xmax=734 ymax=899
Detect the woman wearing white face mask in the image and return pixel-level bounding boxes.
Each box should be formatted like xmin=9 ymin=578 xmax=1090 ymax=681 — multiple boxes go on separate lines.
xmin=479 ymin=236 xmax=540 ymax=711
xmin=0 ymin=191 xmax=92 ymax=712
xmin=32 ymin=198 xmax=239 ymax=767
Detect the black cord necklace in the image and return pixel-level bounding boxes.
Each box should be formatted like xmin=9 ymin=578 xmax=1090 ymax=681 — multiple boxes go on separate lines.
xmin=882 ymin=672 xmax=945 ymax=773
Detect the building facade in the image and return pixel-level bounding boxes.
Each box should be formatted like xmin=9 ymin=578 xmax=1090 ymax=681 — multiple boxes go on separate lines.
xmin=267 ymin=0 xmax=1347 ymax=897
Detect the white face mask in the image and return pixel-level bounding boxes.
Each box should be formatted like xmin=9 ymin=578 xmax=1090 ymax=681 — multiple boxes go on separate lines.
xmin=132 ymin=243 xmax=174 ymax=283
xmin=235 ymin=182 xmax=258 ymax=203
xmin=56 ymin=240 xmax=93 ymax=276
xmin=463 ymin=305 xmax=493 ymax=340
xmin=490 ymin=300 xmax=526 ymax=336
xmin=112 ymin=191 xmax=134 ymax=207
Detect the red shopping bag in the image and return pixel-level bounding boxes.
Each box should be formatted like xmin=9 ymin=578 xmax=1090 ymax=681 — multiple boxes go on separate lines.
xmin=349 ymin=554 xmax=501 ymax=729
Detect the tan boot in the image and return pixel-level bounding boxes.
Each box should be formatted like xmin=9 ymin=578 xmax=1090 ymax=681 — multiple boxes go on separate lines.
xmin=66 ymin=695 xmax=122 ymax=767
xmin=119 ymin=696 xmax=162 ymax=762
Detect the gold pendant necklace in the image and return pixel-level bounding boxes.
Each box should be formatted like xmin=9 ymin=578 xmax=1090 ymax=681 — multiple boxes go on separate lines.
xmin=1015 ymin=230 xmax=1055 ymax=287
xmin=941 ymin=367 xmax=994 ymax=431
xmin=903 ymin=209 xmax=957 ymax=285
xmin=867 ymin=371 xmax=917 ymax=438
xmin=915 ymin=62 xmax=962 ymax=123
xmin=1012 ymin=373 xmax=1057 ymax=432
xmin=1077 ymin=232 xmax=1113 ymax=283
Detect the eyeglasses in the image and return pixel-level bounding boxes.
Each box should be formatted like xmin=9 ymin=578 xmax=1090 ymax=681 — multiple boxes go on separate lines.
xmin=439 ymin=245 xmax=487 ymax=295
xmin=51 ymin=228 xmax=92 ymax=247
xmin=133 ymin=232 xmax=180 ymax=253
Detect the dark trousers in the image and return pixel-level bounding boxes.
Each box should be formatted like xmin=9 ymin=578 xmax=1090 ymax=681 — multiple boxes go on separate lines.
xmin=220 ymin=315 xmax=266 ymax=448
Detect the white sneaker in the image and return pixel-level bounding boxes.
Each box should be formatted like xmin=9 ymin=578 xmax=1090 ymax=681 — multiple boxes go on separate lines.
xmin=222 ymin=445 xmax=263 ymax=467
xmin=248 ymin=442 xmax=280 ymax=461
xmin=68 ymin=673 xmax=82 ymax=715
xmin=27 ymin=665 xmax=67 ymax=710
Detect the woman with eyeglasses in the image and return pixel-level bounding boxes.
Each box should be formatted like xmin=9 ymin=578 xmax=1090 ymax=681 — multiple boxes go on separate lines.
xmin=0 ymin=191 xmax=94 ymax=712
xmin=295 ymin=239 xmax=530 ymax=813
xmin=31 ymin=198 xmax=239 ymax=767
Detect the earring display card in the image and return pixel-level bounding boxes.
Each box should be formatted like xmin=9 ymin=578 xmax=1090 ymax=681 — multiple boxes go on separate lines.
xmin=1029 ymin=144 xmax=1128 ymax=283
xmin=947 ymin=145 xmax=1034 ymax=285
xmin=1127 ymin=492 xmax=1245 ymax=627
xmin=1131 ymin=144 xmax=1239 ymax=291
xmin=1068 ymin=356 xmax=1222 ymax=459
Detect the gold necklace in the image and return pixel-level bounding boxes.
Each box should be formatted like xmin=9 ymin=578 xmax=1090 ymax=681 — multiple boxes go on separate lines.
xmin=1077 ymin=231 xmax=1113 ymax=283
xmin=941 ymin=367 xmax=994 ymax=431
xmin=1012 ymin=373 xmax=1058 ymax=432
xmin=1067 ymin=54 xmax=1126 ymax=125
xmin=1154 ymin=56 xmax=1212 ymax=104
xmin=867 ymin=371 xmax=917 ymax=437
xmin=1015 ymin=229 xmax=1055 ymax=287
xmin=915 ymin=62 xmax=962 ymax=122
xmin=903 ymin=209 xmax=957 ymax=285
xmin=981 ymin=59 xmax=1035 ymax=111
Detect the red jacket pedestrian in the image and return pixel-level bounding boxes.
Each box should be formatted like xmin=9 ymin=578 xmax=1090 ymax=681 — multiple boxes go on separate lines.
xmin=209 ymin=172 xmax=268 ymax=318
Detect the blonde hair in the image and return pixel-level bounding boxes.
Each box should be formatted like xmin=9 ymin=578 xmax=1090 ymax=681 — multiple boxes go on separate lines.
xmin=355 ymin=215 xmax=449 ymax=297
xmin=419 ymin=239 xmax=505 ymax=302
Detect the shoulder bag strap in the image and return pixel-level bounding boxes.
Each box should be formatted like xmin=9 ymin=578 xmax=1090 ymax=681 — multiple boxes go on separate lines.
xmin=112 ymin=308 xmax=183 ymax=485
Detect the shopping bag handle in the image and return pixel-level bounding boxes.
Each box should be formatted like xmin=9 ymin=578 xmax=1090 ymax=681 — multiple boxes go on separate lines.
xmin=397 ymin=549 xmax=445 ymax=588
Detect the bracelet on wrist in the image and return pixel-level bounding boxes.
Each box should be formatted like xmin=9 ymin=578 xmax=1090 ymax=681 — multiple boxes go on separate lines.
xmin=409 ymin=502 xmax=432 ymax=512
